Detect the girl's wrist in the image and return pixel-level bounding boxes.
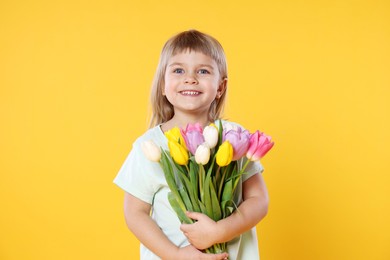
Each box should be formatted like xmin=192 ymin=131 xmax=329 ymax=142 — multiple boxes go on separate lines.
xmin=215 ymin=220 xmax=228 ymax=244
xmin=174 ymin=245 xmax=197 ymax=260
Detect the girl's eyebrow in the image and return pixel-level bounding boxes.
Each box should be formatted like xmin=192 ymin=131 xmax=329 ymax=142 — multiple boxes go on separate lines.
xmin=198 ymin=64 xmax=215 ymax=70
xmin=168 ymin=62 xmax=215 ymax=70
xmin=167 ymin=62 xmax=184 ymax=67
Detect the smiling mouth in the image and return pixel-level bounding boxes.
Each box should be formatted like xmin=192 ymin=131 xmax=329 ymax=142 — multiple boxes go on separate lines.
xmin=180 ymin=90 xmax=201 ymax=96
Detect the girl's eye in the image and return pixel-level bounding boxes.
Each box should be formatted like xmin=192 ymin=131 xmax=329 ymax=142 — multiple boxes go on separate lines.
xmin=198 ymin=69 xmax=210 ymax=74
xmin=173 ymin=68 xmax=184 ymax=74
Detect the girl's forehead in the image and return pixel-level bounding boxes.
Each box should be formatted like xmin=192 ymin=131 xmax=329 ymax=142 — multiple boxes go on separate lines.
xmin=168 ymin=50 xmax=216 ymax=63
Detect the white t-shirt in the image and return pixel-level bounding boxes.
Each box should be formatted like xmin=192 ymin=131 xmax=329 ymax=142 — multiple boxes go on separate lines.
xmin=114 ymin=122 xmax=264 ymax=260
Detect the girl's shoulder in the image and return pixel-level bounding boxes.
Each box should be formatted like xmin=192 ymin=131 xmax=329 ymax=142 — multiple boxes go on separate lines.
xmin=133 ymin=125 xmax=166 ymax=147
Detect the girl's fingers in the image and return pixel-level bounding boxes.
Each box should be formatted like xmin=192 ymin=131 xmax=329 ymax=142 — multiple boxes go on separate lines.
xmin=185 ymin=211 xmax=204 ymax=221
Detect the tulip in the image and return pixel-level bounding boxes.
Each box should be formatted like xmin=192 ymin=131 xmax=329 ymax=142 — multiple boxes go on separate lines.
xmin=203 ymin=124 xmax=219 ymax=149
xmin=181 ymin=123 xmax=204 ymax=155
xmin=141 ymin=140 xmax=161 ymax=162
xmin=195 ymin=143 xmax=211 ymax=165
xmin=222 ymin=122 xmax=240 ymax=132
xmin=246 ymin=131 xmax=274 ymax=161
xmin=168 ymin=140 xmax=189 ymax=165
xmin=165 ymin=127 xmax=187 ymax=150
xmin=216 ymin=141 xmax=233 ymax=167
xmin=223 ymin=127 xmax=250 ymax=161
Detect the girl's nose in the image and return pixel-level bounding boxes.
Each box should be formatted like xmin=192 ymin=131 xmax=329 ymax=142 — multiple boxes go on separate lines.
xmin=184 ymin=73 xmax=198 ymax=84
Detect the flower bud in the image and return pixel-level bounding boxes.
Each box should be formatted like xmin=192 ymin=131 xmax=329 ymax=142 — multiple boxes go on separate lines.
xmin=246 ymin=131 xmax=274 ymax=161
xmin=203 ymin=124 xmax=219 ymax=149
xmin=223 ymin=127 xmax=250 ymax=161
xmin=195 ymin=143 xmax=211 ymax=165
xmin=168 ymin=140 xmax=189 ymax=165
xmin=223 ymin=123 xmax=239 ymax=132
xmin=216 ymin=141 xmax=233 ymax=167
xmin=141 ymin=140 xmax=161 ymax=162
xmin=165 ymin=127 xmax=187 ymax=149
xmin=181 ymin=123 xmax=204 ymax=155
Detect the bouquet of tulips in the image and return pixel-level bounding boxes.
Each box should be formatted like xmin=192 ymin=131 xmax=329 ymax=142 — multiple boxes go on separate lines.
xmin=141 ymin=120 xmax=274 ymax=254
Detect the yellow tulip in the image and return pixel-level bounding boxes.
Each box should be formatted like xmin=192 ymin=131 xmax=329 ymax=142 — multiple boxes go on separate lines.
xmin=216 ymin=141 xmax=233 ymax=167
xmin=165 ymin=127 xmax=187 ymax=150
xmin=168 ymin=140 xmax=189 ymax=165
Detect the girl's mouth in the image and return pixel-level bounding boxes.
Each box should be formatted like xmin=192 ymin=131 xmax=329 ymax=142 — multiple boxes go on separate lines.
xmin=180 ymin=90 xmax=201 ymax=96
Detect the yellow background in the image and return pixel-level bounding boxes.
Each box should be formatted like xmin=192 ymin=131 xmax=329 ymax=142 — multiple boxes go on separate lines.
xmin=1 ymin=0 xmax=389 ymax=259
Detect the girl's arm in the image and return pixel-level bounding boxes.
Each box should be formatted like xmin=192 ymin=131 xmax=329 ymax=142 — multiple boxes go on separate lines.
xmin=180 ymin=173 xmax=269 ymax=250
xmin=123 ymin=192 xmax=229 ymax=260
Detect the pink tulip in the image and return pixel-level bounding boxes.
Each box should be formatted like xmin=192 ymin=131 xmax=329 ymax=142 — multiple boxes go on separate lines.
xmin=223 ymin=126 xmax=250 ymax=161
xmin=246 ymin=131 xmax=274 ymax=161
xmin=181 ymin=123 xmax=205 ymax=155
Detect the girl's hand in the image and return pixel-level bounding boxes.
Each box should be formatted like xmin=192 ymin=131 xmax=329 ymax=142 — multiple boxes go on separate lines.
xmin=180 ymin=211 xmax=221 ymax=250
xmin=177 ymin=244 xmax=228 ymax=260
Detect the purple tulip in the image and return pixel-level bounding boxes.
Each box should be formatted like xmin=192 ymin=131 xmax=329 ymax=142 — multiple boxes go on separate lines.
xmin=223 ymin=126 xmax=250 ymax=161
xmin=181 ymin=123 xmax=205 ymax=155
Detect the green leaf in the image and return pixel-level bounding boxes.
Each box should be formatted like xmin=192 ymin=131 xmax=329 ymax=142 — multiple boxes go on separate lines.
xmin=221 ymin=200 xmax=235 ymax=218
xmin=168 ymin=192 xmax=192 ymax=224
xmin=226 ymin=206 xmax=234 ymax=215
xmin=221 ymin=179 xmax=233 ymax=217
xmin=160 ymin=151 xmax=179 ymax=196
xmin=209 ymin=181 xmax=222 ymax=221
xmin=178 ymin=171 xmax=200 ymax=212
xmin=198 ymin=200 xmax=206 ymax=214
xmin=199 ymin=164 xmax=205 ymax=202
xmin=203 ymin=171 xmax=214 ymax=220
xmin=206 ymin=157 xmax=215 ymax=178
xmin=189 ymin=159 xmax=199 ymax=199
xmin=221 ymin=179 xmax=233 ymax=204
xmin=232 ymin=171 xmax=243 ymax=195
xmin=179 ymin=188 xmax=193 ymax=212
xmin=160 ymin=151 xmax=188 ymax=216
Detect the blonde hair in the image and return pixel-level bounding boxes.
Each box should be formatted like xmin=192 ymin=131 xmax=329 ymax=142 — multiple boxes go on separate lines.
xmin=149 ymin=30 xmax=228 ymax=128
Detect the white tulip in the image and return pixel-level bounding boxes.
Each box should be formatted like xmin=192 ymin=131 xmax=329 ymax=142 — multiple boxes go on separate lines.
xmin=141 ymin=140 xmax=161 ymax=162
xmin=203 ymin=125 xmax=219 ymax=149
xmin=195 ymin=143 xmax=211 ymax=165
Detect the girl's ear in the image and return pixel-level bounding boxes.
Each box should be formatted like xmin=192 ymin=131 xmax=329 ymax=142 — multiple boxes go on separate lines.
xmin=216 ymin=78 xmax=227 ymax=99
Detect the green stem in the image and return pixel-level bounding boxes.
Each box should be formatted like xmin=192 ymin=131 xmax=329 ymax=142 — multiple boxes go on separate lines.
xmin=215 ymin=166 xmax=221 ymax=185
xmin=199 ymin=164 xmax=205 ymax=202
xmin=218 ymin=167 xmax=228 ymax=200
xmin=231 ymin=159 xmax=252 ymax=196
xmin=240 ymin=158 xmax=251 ymax=175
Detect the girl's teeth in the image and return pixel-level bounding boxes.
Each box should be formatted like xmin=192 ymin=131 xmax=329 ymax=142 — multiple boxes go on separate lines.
xmin=181 ymin=91 xmax=199 ymax=95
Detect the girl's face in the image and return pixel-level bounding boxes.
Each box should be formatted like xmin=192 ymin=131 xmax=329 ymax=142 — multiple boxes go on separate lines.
xmin=164 ymin=50 xmax=225 ymax=119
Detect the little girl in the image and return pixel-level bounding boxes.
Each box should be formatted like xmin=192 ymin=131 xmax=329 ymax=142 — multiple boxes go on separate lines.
xmin=114 ymin=30 xmax=269 ymax=260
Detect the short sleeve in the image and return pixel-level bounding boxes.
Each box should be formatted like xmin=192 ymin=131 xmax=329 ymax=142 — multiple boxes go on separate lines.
xmin=113 ymin=140 xmax=163 ymax=204
xmin=241 ymin=157 xmax=264 ymax=182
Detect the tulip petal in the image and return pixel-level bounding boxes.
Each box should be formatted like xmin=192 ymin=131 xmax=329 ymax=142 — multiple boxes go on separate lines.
xmin=246 ymin=131 xmax=274 ymax=161
xmin=141 ymin=140 xmax=161 ymax=162
xmin=168 ymin=140 xmax=189 ymax=165
xmin=216 ymin=141 xmax=233 ymax=167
